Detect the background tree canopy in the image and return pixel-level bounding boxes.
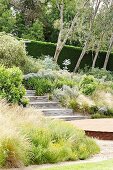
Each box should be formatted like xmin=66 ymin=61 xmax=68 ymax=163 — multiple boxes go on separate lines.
xmin=1 ymin=0 xmax=113 ymax=70
xmin=0 ymin=0 xmax=82 ymax=45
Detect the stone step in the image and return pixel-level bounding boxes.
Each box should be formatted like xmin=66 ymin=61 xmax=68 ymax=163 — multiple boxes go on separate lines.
xmin=48 ymin=115 xmax=89 ymax=121
xmin=26 ymin=90 xmax=36 ymax=96
xmin=26 ymin=90 xmax=35 ymax=93
xmin=37 ymin=108 xmax=73 ymax=116
xmin=26 ymin=96 xmax=49 ymax=102
xmin=25 ymin=90 xmax=89 ymax=120
xmin=29 ymin=102 xmax=61 ymax=109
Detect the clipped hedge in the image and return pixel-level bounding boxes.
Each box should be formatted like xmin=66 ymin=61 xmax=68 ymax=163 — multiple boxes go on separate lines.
xmin=26 ymin=40 xmax=113 ymax=72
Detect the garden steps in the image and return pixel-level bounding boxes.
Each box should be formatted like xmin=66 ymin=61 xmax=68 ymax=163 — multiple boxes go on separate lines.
xmin=29 ymin=101 xmax=61 ymax=109
xmin=37 ymin=108 xmax=73 ymax=116
xmin=26 ymin=90 xmax=36 ymax=96
xmin=48 ymin=115 xmax=89 ymax=121
xmin=27 ymin=96 xmax=49 ymax=102
xmin=26 ymin=90 xmax=89 ymax=121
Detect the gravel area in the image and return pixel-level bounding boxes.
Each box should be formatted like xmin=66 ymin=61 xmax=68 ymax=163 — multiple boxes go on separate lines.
xmin=2 ymin=140 xmax=113 ymax=170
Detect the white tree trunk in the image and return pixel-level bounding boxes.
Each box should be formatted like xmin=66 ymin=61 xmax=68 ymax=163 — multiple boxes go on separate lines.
xmin=54 ymin=45 xmax=63 ymax=62
xmin=54 ymin=0 xmax=89 ymax=62
xmin=74 ymin=40 xmax=89 ymax=72
xmin=74 ymin=0 xmax=101 ymax=72
xmin=54 ymin=0 xmax=64 ymax=62
xmin=92 ymin=43 xmax=100 ymax=68
xmin=54 ymin=15 xmax=77 ymax=62
xmin=103 ymin=34 xmax=113 ymax=69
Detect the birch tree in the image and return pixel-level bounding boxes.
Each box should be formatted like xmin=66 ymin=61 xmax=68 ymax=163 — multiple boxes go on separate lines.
xmin=92 ymin=34 xmax=103 ymax=68
xmin=74 ymin=0 xmax=102 ymax=72
xmin=103 ymin=33 xmax=113 ymax=69
xmin=92 ymin=3 xmax=108 ymax=68
xmin=54 ymin=0 xmax=89 ymax=62
xmin=103 ymin=1 xmax=113 ymax=69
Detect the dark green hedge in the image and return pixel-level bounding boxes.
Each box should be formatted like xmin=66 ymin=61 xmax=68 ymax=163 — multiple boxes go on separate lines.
xmin=26 ymin=40 xmax=113 ymax=71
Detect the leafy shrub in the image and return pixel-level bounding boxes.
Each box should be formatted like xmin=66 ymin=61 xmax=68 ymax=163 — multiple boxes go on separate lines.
xmin=0 ymin=32 xmax=45 ymax=74
xmin=35 ymin=79 xmax=55 ymax=96
xmin=0 ymin=33 xmax=27 ymax=72
xmin=55 ymin=78 xmax=76 ymax=88
xmin=91 ymin=107 xmax=113 ymax=119
xmin=24 ymin=69 xmax=76 ymax=96
xmin=53 ymin=86 xmax=80 ymax=108
xmin=24 ymin=77 xmax=55 ymax=95
xmin=20 ymin=97 xmax=29 ymax=107
xmin=42 ymin=56 xmax=60 ymax=70
xmin=0 ymin=66 xmax=26 ymax=104
xmin=23 ymin=57 xmax=44 ymax=74
xmin=86 ymin=68 xmax=113 ymax=81
xmin=79 ymin=75 xmax=98 ymax=95
xmin=54 ymin=85 xmax=97 ymax=114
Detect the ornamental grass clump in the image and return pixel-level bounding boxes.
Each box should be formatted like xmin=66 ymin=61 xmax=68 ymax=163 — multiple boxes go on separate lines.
xmin=0 ymin=100 xmax=100 ymax=168
xmin=0 ymin=101 xmax=31 ymax=168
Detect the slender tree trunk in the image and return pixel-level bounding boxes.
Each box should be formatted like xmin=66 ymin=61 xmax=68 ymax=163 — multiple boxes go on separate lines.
xmin=54 ymin=0 xmax=89 ymax=62
xmin=54 ymin=45 xmax=63 ymax=62
xmin=73 ymin=0 xmax=101 ymax=72
xmin=54 ymin=0 xmax=64 ymax=62
xmin=92 ymin=43 xmax=100 ymax=68
xmin=92 ymin=32 xmax=104 ymax=68
xmin=74 ymin=40 xmax=89 ymax=72
xmin=103 ymin=34 xmax=113 ymax=69
xmin=54 ymin=14 xmax=78 ymax=62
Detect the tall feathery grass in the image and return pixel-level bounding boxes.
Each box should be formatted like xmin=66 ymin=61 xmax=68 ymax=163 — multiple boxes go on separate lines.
xmin=0 ymin=100 xmax=100 ymax=168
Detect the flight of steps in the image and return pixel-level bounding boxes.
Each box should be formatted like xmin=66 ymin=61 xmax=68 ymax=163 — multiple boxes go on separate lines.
xmin=26 ymin=90 xmax=89 ymax=121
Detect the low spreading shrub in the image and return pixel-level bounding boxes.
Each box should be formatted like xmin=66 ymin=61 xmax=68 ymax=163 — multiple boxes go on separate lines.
xmin=54 ymin=86 xmax=97 ymax=114
xmin=24 ymin=68 xmax=113 ymax=118
xmin=42 ymin=56 xmax=60 ymax=70
xmin=86 ymin=68 xmax=113 ymax=81
xmin=0 ymin=65 xmax=26 ymax=104
xmin=24 ymin=70 xmax=76 ymax=95
xmin=0 ymin=100 xmax=100 ymax=168
xmin=24 ymin=77 xmax=55 ymax=96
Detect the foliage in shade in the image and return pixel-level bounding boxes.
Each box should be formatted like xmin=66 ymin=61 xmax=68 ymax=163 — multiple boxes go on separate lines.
xmin=26 ymin=40 xmax=113 ymax=72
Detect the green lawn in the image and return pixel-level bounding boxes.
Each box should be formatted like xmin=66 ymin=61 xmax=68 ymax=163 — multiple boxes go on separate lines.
xmin=39 ymin=159 xmax=113 ymax=170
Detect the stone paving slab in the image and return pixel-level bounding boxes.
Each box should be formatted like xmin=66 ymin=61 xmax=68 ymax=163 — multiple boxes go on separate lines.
xmin=70 ymin=119 xmax=113 ymax=132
